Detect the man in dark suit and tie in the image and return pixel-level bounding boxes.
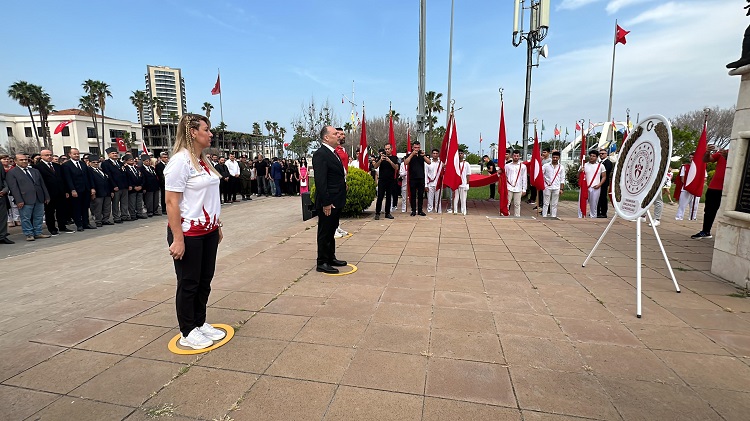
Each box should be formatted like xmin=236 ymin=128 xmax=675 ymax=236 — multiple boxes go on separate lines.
xmin=6 ymin=153 xmax=50 ymax=241
xmin=35 ymin=149 xmax=72 ymax=235
xmin=140 ymin=154 xmax=160 ymax=216
xmin=155 ymin=151 xmax=168 ymax=213
xmin=88 ymin=156 xmax=113 ymax=227
xmin=102 ymin=147 xmax=129 ymax=223
xmin=0 ymin=166 xmax=14 ymax=243
xmin=123 ymin=154 xmax=147 ymax=220
xmin=62 ymin=148 xmax=96 ymax=231
xmin=313 ymin=126 xmax=348 ymax=274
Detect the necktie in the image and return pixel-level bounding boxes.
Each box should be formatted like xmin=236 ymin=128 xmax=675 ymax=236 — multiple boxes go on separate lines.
xmin=48 ymin=163 xmax=54 ymax=173
xmin=24 ymin=168 xmax=33 ymax=181
xmin=75 ymin=161 xmax=81 ymax=171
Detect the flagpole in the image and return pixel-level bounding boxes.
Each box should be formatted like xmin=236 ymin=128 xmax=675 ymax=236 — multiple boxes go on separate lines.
xmin=217 ymin=68 xmax=225 ymax=153
xmin=606 ymin=20 xmax=617 ymax=146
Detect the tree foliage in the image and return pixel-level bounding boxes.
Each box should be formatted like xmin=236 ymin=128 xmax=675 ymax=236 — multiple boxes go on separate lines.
xmin=291 ymin=97 xmax=339 ymax=153
xmin=671 ymin=106 xmax=733 ymax=149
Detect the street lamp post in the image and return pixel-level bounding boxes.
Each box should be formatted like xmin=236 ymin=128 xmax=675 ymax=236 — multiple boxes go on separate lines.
xmin=512 ymin=0 xmax=550 ymax=159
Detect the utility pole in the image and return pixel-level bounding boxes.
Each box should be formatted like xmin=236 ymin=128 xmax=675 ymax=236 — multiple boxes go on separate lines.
xmin=417 ymin=0 xmax=427 ymax=146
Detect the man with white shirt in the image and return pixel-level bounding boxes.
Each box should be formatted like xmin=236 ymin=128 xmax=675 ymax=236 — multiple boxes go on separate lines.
xmin=505 ymin=150 xmax=527 ymax=217
xmin=452 ymin=149 xmax=471 ymax=215
xmin=542 ymin=151 xmax=564 ymax=218
xmin=226 ymin=153 xmax=241 ymax=202
xmin=398 ymin=158 xmax=408 ymax=212
xmin=425 ymin=149 xmax=441 ymax=213
xmin=579 ymin=150 xmax=606 ymax=218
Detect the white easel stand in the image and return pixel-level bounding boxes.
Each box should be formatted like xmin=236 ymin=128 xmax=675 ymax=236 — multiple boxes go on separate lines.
xmin=582 ymin=210 xmax=680 ymax=318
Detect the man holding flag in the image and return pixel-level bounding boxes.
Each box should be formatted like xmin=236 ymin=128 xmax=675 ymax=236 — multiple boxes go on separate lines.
xmin=691 ymin=144 xmax=728 ymax=239
xmin=579 ymin=150 xmax=606 ymax=218
xmin=505 ymin=150 xmax=527 ymax=217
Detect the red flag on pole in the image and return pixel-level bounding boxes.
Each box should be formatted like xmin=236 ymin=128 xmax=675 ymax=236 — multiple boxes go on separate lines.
xmin=141 ymin=142 xmax=150 ymax=156
xmin=684 ymin=121 xmax=708 ymax=197
xmin=576 ymin=122 xmax=582 ymax=131
xmin=358 ymin=107 xmax=368 ymax=170
xmin=406 ymin=127 xmax=412 ymax=153
xmin=116 ymin=138 xmax=127 ymax=152
xmin=53 ymin=120 xmax=73 ymax=135
xmin=616 ymin=24 xmax=630 ymax=45
xmin=439 ymin=114 xmax=453 ymax=164
xmin=497 ymin=101 xmax=509 ymax=216
xmin=211 ymin=74 xmax=221 ymax=95
xmin=530 ymin=130 xmax=545 ymax=191
xmin=388 ymin=112 xmax=396 ymax=151
xmin=578 ymin=131 xmax=588 ymax=217
xmin=443 ymin=118 xmax=462 ymax=191
xmin=554 ymin=126 xmax=560 ymax=137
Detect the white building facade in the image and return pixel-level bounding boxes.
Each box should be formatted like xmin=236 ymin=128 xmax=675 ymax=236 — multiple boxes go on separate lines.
xmin=1 ymin=109 xmax=143 ymax=156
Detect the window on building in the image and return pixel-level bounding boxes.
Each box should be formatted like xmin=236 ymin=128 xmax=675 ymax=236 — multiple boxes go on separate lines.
xmin=61 ymin=127 xmax=70 ymax=136
xmin=6 ymin=127 xmax=12 ymax=137
xmin=89 ymin=147 xmax=100 ymax=155
xmin=131 ymin=131 xmax=137 ymax=141
xmin=63 ymin=146 xmax=72 ymax=156
xmin=24 ymin=127 xmax=33 ymax=137
xmin=87 ymin=127 xmax=97 ymax=138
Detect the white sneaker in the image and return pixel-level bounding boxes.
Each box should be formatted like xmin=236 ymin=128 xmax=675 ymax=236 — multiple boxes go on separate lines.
xmin=179 ymin=328 xmax=213 ymax=349
xmin=334 ymin=231 xmax=344 ymax=238
xmin=336 ymin=228 xmax=348 ymax=236
xmin=446 ymin=208 xmax=452 ymax=213
xmin=197 ymin=323 xmax=226 ymax=341
xmin=648 ymin=220 xmax=661 ymax=227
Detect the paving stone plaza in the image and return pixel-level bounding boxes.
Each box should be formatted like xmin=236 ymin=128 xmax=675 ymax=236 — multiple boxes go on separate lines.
xmin=1 ymin=196 xmax=749 ymax=420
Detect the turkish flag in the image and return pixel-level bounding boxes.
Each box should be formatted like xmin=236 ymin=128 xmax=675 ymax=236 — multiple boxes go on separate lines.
xmin=616 ymin=24 xmax=630 ymax=45
xmin=497 ymin=101 xmax=509 ymax=216
xmin=211 ymin=74 xmax=221 ymax=95
xmin=530 ymin=130 xmax=545 ymax=191
xmin=53 ymin=120 xmax=73 ymax=135
xmin=439 ymin=114 xmax=453 ymax=164
xmin=576 ymin=122 xmax=581 ymax=131
xmin=116 ymin=138 xmax=127 ymax=152
xmin=443 ymin=118 xmax=462 ymax=191
xmin=388 ymin=113 xmax=396 ymax=151
xmin=554 ymin=126 xmax=560 ymax=137
xmin=358 ymin=107 xmax=368 ymax=170
xmin=684 ymin=122 xmax=708 ymax=197
xmin=578 ymin=132 xmax=588 ymax=217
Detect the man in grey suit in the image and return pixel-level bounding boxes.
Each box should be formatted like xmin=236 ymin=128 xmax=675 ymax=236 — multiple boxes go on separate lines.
xmin=6 ymin=153 xmax=50 ymax=241
xmin=0 ymin=167 xmax=14 ymax=243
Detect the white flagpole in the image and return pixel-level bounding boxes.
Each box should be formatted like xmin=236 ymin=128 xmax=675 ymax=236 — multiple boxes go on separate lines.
xmin=606 ymin=20 xmax=618 ymax=146
xmin=218 ymin=68 xmax=225 ymax=152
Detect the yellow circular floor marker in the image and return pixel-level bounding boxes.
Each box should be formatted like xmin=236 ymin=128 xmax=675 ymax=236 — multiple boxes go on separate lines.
xmin=167 ymin=324 xmax=235 ymax=355
xmin=324 ymin=264 xmax=358 ymax=276
xmin=336 ymin=233 xmax=354 ymax=239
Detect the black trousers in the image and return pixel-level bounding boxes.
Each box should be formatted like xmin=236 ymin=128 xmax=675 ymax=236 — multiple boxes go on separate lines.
xmin=160 ymin=184 xmax=166 ymax=213
xmin=391 ymin=181 xmax=400 ymax=208
xmin=597 ymin=182 xmax=610 ymax=217
xmin=168 ymin=227 xmax=219 ymax=337
xmin=376 ymin=177 xmax=394 ymax=214
xmin=409 ymin=178 xmax=426 ymax=212
xmin=69 ymin=193 xmax=91 ymax=228
xmin=316 ymin=206 xmax=341 ymax=266
xmin=45 ymin=194 xmax=68 ymax=232
xmin=702 ymin=188 xmax=722 ymax=234
xmin=489 ymin=182 xmax=496 ymax=199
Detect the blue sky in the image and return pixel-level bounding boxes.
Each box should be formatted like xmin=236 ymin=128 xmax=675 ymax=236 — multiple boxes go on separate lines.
xmin=1 ymin=0 xmax=744 ymax=154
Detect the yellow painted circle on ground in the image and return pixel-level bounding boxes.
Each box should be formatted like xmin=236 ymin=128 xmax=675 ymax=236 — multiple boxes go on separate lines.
xmin=167 ymin=324 xmax=235 ymax=355
xmin=336 ymin=233 xmax=354 ymax=239
xmin=324 ymin=264 xmax=358 ymax=276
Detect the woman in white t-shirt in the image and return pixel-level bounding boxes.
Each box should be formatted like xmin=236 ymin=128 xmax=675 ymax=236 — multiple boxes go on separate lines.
xmin=164 ymin=113 xmax=226 ymax=350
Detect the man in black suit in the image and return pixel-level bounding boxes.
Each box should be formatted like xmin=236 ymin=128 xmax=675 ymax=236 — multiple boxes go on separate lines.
xmin=102 ymin=147 xmax=129 ymax=223
xmin=35 ymin=149 xmax=72 ymax=235
xmin=140 ymin=154 xmax=160 ymax=216
xmin=313 ymin=126 xmax=348 ymax=274
xmin=123 ymin=154 xmax=147 ymax=220
xmin=155 ymin=151 xmax=168 ymax=213
xmin=62 ymin=148 xmax=96 ymax=231
xmin=6 ymin=154 xmax=50 ymax=241
xmin=0 ymin=166 xmax=13 ymax=243
xmin=87 ymin=155 xmax=113 ymax=227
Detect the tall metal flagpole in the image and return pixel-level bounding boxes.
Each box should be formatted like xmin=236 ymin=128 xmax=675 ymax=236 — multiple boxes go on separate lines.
xmin=605 ymin=20 xmax=617 ymax=145
xmin=218 ymin=68 xmax=225 ymax=152
xmin=445 ymin=0 xmax=455 ymax=130
xmin=417 ymin=0 xmax=426 ymax=147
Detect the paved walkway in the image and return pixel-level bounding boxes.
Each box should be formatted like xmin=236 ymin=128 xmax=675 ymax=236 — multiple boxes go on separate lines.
xmin=2 ymin=196 xmax=749 ymax=420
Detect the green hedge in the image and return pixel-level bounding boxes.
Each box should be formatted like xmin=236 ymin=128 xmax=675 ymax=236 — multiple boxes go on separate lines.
xmin=310 ymin=167 xmax=376 ymax=217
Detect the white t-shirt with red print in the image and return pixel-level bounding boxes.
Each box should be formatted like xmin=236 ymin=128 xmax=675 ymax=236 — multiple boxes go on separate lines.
xmin=164 ymin=149 xmax=221 ymax=236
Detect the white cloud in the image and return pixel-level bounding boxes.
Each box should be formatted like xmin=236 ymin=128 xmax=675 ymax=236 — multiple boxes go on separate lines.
xmin=625 ymin=1 xmax=703 ymax=26
xmin=606 ymin=0 xmax=654 ymax=14
xmin=558 ymin=0 xmax=601 ymax=11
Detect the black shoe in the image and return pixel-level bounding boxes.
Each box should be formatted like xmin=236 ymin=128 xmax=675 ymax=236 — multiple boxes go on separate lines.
xmin=418 ymin=211 xmax=426 ymax=216
xmin=0 ymin=237 xmax=14 ymax=244
xmin=597 ymin=215 xmax=607 ymax=219
xmin=137 ymin=215 xmax=148 ymax=219
xmin=691 ymin=231 xmax=712 ymax=239
xmin=103 ymin=221 xmax=115 ymax=225
xmin=77 ymin=226 xmax=84 ymax=232
xmin=49 ymin=230 xmax=59 ymax=236
xmin=385 ymin=214 xmax=394 ymax=219
xmin=316 ymin=263 xmax=339 ymax=274
xmin=410 ymin=212 xmax=416 ymax=216
xmin=330 ymin=259 xmax=347 ymax=267
xmin=114 ymin=220 xmax=123 ymax=224
xmin=84 ymin=225 xmax=97 ymax=230
xmin=96 ymin=223 xmax=103 ymax=227
xmin=61 ymin=227 xmax=75 ymax=233
xmin=374 ymin=214 xmax=380 ymax=220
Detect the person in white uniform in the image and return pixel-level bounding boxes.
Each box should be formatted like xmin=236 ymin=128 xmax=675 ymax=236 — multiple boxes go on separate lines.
xmin=579 ymin=150 xmax=606 ymax=218
xmin=675 ymin=152 xmax=700 ymax=221
xmin=425 ymin=149 xmax=441 ymax=213
xmin=452 ymin=149 xmax=471 ymax=215
xmin=542 ymin=151 xmax=564 ymax=218
xmin=505 ymin=150 xmax=527 ymax=217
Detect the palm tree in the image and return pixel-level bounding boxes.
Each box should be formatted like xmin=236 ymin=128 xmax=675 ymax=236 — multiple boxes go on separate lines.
xmin=30 ymin=86 xmax=54 ymax=149
xmin=264 ymin=121 xmax=273 ymax=154
xmin=79 ymin=95 xmax=99 ymax=147
xmin=201 ymin=102 xmax=214 ymax=120
xmin=425 ymin=91 xmax=444 ymax=149
xmin=7 ymin=81 xmax=41 ymax=148
xmin=130 ymin=90 xmax=148 ymax=125
xmin=152 ymin=97 xmax=165 ymax=125
xmin=386 ymin=109 xmax=401 ymax=122
xmin=168 ymin=111 xmax=178 ymax=149
xmin=82 ymin=80 xmax=101 ymax=148
xmin=95 ymin=82 xmax=112 ymax=153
